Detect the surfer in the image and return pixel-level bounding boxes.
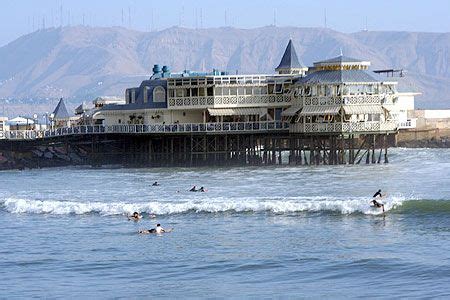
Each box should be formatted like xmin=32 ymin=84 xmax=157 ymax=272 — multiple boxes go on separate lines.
xmin=370 ymin=189 xmax=385 ymax=212
xmin=189 ymin=186 xmax=197 ymax=192
xmin=139 ymin=224 xmax=172 ymax=234
xmin=199 ymin=186 xmax=205 ymax=192
xmin=128 ymin=212 xmax=143 ymax=221
xmin=152 ymin=181 xmax=160 ymax=186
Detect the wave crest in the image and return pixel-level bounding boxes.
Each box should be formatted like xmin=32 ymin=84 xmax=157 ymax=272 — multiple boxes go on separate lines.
xmin=1 ymin=196 xmax=406 ymax=216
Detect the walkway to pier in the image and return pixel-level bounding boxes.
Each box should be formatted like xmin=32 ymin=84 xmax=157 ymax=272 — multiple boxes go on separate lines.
xmin=0 ymin=121 xmax=289 ymax=140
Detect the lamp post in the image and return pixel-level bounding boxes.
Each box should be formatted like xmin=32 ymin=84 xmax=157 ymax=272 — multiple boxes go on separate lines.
xmin=33 ymin=114 xmax=37 ymax=130
xmin=49 ymin=113 xmax=55 ymax=130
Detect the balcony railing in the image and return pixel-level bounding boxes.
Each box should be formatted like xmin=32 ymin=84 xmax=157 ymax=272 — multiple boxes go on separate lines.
xmin=303 ymin=94 xmax=385 ymax=106
xmin=168 ymin=95 xmax=291 ymax=108
xmin=1 ymin=121 xmax=289 ymax=140
xmin=398 ymin=119 xmax=417 ymax=129
xmin=290 ymin=121 xmax=398 ymax=133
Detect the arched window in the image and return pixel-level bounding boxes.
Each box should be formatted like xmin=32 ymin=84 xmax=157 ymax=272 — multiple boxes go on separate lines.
xmin=153 ymin=86 xmax=166 ymax=103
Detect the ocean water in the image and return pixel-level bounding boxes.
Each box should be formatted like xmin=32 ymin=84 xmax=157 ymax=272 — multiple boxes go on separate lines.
xmin=1 ymin=148 xmax=450 ymax=298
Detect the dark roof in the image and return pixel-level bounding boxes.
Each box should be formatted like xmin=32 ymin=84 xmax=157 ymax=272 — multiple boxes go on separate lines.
xmin=297 ymin=69 xmax=396 ymax=84
xmin=276 ymin=40 xmax=305 ymax=70
xmin=52 ymin=98 xmax=71 ymax=119
xmin=316 ymin=55 xmax=363 ymax=64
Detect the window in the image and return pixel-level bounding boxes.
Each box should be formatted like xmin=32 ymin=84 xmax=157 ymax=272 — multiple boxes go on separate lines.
xmin=230 ymin=87 xmax=237 ymax=95
xmin=214 ymin=87 xmax=222 ymax=96
xmin=153 ymin=86 xmax=166 ymax=102
xmin=199 ymin=87 xmax=205 ymax=97
xmin=245 ymin=87 xmax=252 ymax=95
xmin=237 ymin=87 xmax=245 ymax=95
xmin=268 ymin=84 xmax=274 ymax=94
xmin=275 ymin=84 xmax=282 ymax=94
xmin=143 ymin=86 xmax=149 ymax=103
xmin=304 ymin=86 xmax=311 ymax=96
xmin=191 ymin=88 xmax=198 ymax=97
xmin=168 ymin=89 xmax=175 ymax=98
xmin=176 ymin=89 xmax=183 ymax=98
xmin=207 ymin=87 xmax=214 ymax=96
xmin=325 ymin=85 xmax=332 ymax=96
xmin=125 ymin=89 xmax=131 ymax=103
xmin=131 ymin=90 xmax=136 ymax=103
xmin=222 ymin=87 xmax=230 ymax=96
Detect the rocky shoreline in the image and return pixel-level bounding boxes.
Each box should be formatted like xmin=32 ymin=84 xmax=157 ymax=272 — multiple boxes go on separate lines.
xmin=0 ymin=144 xmax=89 ymax=170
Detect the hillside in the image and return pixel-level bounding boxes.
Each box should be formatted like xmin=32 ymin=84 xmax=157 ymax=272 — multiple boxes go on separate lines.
xmin=0 ymin=26 xmax=449 ymax=114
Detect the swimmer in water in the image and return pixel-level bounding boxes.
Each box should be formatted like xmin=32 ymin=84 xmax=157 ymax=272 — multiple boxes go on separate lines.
xmin=139 ymin=224 xmax=172 ymax=234
xmin=152 ymin=181 xmax=160 ymax=186
xmin=128 ymin=212 xmax=142 ymax=221
xmin=189 ymin=186 xmax=197 ymax=192
xmin=370 ymin=189 xmax=385 ymax=212
xmin=199 ymin=186 xmax=205 ymax=192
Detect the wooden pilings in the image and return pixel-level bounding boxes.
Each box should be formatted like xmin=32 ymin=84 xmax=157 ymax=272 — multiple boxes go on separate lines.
xmin=80 ymin=132 xmax=393 ymax=168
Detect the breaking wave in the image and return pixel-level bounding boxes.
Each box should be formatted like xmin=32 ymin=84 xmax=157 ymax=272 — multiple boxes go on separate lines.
xmin=0 ymin=195 xmax=409 ymax=216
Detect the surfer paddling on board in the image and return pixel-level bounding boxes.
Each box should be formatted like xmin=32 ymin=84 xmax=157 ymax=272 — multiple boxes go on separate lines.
xmin=139 ymin=224 xmax=173 ymax=234
xmin=128 ymin=212 xmax=143 ymax=221
xmin=370 ymin=189 xmax=385 ymax=212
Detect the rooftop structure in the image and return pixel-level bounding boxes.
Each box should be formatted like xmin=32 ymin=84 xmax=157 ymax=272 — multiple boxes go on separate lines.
xmin=275 ymin=40 xmax=307 ymax=75
xmin=53 ymin=98 xmax=71 ymax=119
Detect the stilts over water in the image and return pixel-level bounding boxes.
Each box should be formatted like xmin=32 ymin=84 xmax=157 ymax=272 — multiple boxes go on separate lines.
xmin=0 ymin=40 xmax=417 ymax=168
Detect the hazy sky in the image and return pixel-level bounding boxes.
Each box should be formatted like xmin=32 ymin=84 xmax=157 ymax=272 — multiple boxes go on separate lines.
xmin=1 ymin=0 xmax=449 ymax=46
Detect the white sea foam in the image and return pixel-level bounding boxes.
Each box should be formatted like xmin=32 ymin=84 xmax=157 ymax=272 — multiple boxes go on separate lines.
xmin=0 ymin=196 xmax=406 ymax=216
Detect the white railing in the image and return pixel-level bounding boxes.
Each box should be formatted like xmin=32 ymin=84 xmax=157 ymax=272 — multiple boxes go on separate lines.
xmin=168 ymin=95 xmax=291 ymax=108
xmin=303 ymin=95 xmax=383 ymax=106
xmin=398 ymin=119 xmax=417 ymax=129
xmin=1 ymin=121 xmax=289 ymax=140
xmin=290 ymin=121 xmax=398 ymax=133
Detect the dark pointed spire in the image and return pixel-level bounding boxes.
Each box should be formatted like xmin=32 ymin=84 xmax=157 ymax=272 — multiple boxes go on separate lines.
xmin=52 ymin=98 xmax=71 ymax=119
xmin=276 ymin=39 xmax=304 ymax=70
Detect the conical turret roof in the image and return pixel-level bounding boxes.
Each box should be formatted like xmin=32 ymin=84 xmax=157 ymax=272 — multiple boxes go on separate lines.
xmin=276 ymin=39 xmax=305 ymax=70
xmin=52 ymin=98 xmax=71 ymax=119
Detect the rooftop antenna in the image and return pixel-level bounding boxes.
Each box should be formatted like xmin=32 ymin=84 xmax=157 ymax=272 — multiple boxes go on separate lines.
xmin=363 ymin=16 xmax=368 ymax=32
xmin=340 ymin=47 xmax=343 ymax=56
xmin=151 ymin=10 xmax=154 ymax=31
xmin=324 ymin=8 xmax=327 ymax=28
xmin=128 ymin=6 xmax=131 ymax=28
xmin=195 ymin=8 xmax=198 ymax=29
xmin=181 ymin=4 xmax=185 ymax=27
xmin=273 ymin=8 xmax=277 ymax=26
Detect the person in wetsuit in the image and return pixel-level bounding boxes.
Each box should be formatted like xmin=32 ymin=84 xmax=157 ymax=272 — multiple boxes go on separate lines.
xmin=128 ymin=212 xmax=142 ymax=221
xmin=370 ymin=189 xmax=385 ymax=212
xmin=152 ymin=181 xmax=160 ymax=186
xmin=139 ymin=224 xmax=169 ymax=234
xmin=189 ymin=186 xmax=197 ymax=192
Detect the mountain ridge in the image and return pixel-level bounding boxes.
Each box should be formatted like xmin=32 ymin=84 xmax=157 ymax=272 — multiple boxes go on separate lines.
xmin=1 ymin=25 xmax=449 ymax=114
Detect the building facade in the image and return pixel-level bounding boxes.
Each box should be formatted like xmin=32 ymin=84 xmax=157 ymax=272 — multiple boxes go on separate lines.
xmin=90 ymin=39 xmax=416 ymax=136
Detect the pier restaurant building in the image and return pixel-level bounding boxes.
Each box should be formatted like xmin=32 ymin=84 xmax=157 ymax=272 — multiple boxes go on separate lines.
xmin=91 ymin=39 xmax=410 ymax=137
